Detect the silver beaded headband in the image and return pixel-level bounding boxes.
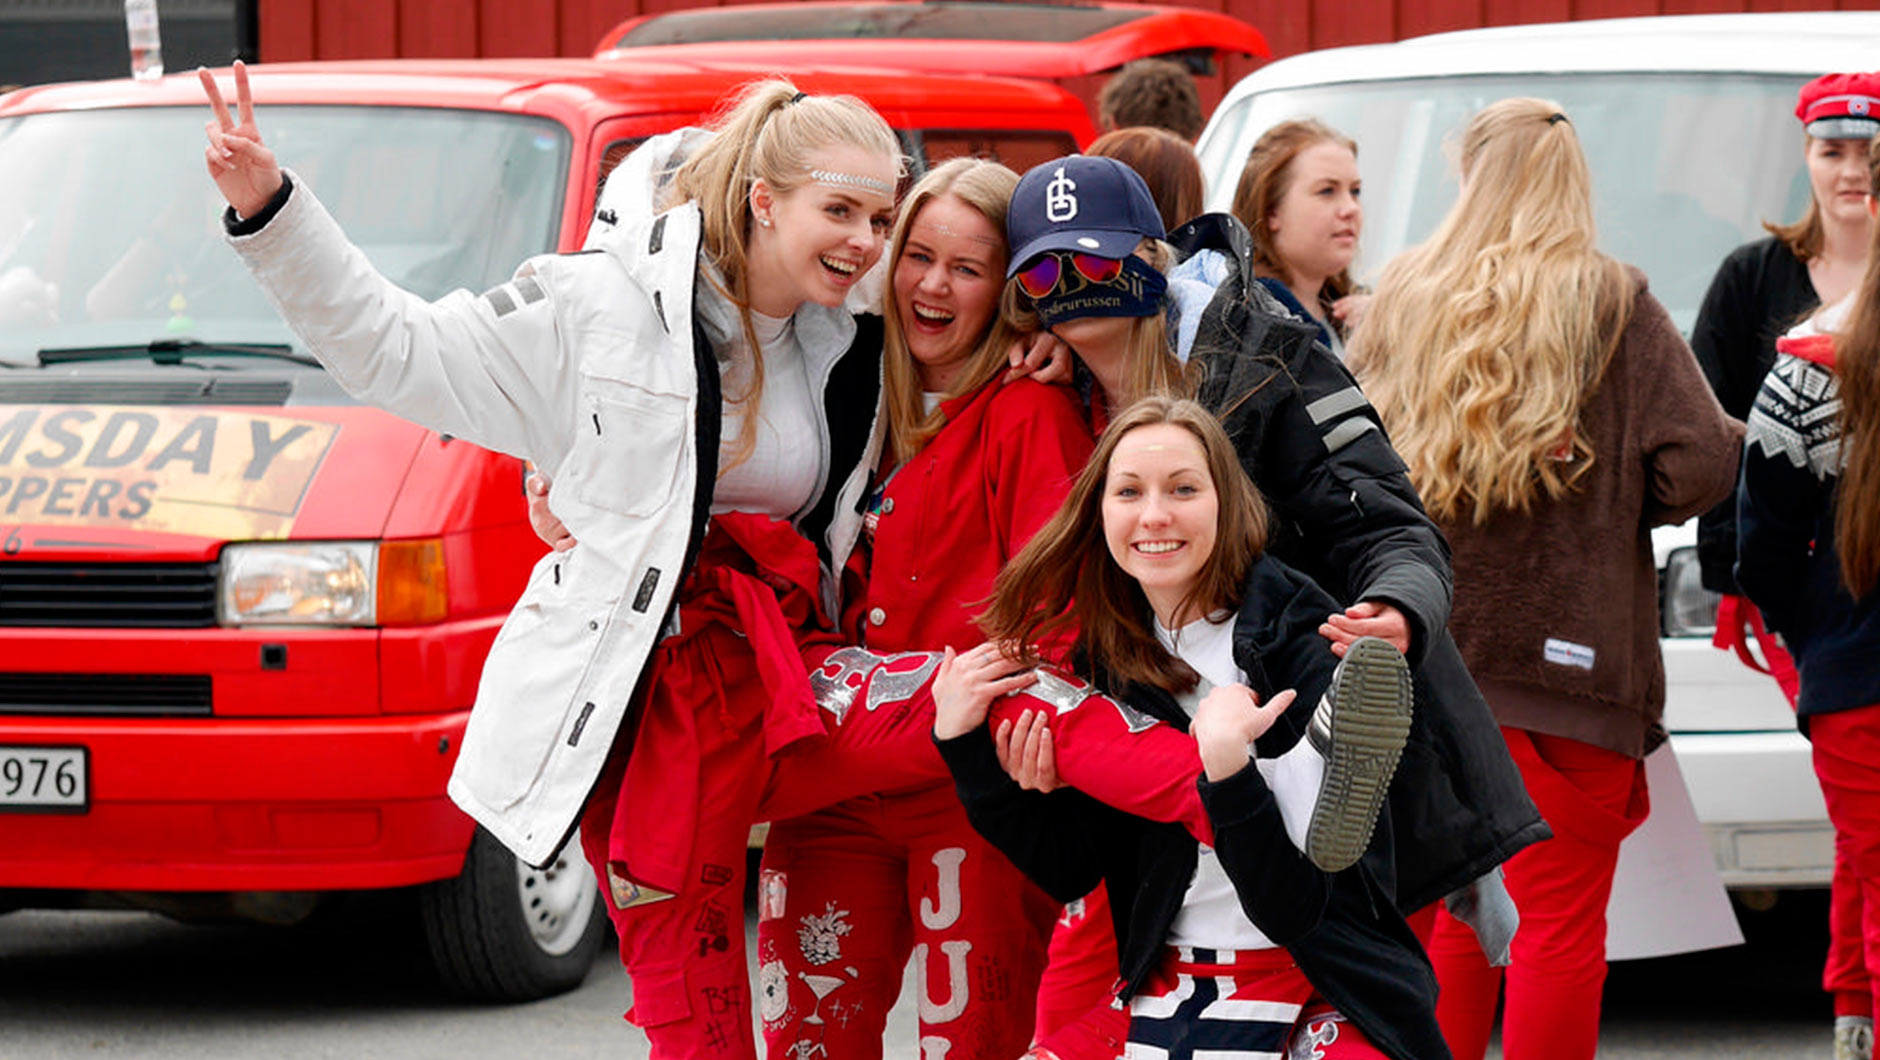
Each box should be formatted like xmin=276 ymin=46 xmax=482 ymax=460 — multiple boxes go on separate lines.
xmin=810 ymin=168 xmax=894 ymax=197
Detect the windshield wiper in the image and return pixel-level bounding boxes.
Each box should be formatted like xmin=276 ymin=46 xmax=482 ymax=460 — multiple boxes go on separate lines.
xmin=36 ymin=340 xmax=322 ymax=368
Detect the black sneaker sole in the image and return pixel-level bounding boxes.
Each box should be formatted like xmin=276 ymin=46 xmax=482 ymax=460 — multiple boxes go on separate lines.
xmin=1305 ymin=636 xmax=1413 ymax=873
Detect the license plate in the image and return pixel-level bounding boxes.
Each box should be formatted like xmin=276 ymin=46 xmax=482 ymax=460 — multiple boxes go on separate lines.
xmin=0 ymin=745 xmax=88 ymax=812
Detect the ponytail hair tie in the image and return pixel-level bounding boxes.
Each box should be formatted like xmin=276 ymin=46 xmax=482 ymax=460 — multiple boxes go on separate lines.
xmin=1547 ymin=112 xmax=1569 ymax=125
xmin=788 ymin=91 xmax=807 ymax=105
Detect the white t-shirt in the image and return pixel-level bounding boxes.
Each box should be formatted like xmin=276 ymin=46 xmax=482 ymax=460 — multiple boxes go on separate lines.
xmin=700 ymin=278 xmax=824 ymax=519
xmin=1155 ymin=612 xmax=1326 ymax=951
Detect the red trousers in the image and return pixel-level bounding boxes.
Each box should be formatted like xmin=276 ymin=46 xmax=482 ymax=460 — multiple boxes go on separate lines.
xmin=758 ymin=784 xmax=1062 ymax=1059
xmin=1830 ymin=847 xmax=1874 ymax=1019
xmin=581 ymin=635 xmax=1213 ymax=1060
xmin=1810 ymin=706 xmax=1880 ymax=1023
xmin=1425 ymin=727 xmax=1647 ymax=1060
xmin=1030 ymin=884 xmax=1128 ymax=1060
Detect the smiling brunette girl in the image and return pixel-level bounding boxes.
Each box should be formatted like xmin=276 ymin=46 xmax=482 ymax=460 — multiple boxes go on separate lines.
xmin=932 ymin=396 xmax=1444 ymax=1060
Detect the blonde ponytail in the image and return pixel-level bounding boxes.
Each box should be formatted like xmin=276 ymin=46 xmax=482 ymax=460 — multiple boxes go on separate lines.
xmin=670 ymin=79 xmax=902 ymax=471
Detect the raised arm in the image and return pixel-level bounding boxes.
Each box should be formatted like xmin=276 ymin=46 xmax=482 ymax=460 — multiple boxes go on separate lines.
xmin=199 ymin=62 xmax=584 ymax=469
xmin=1197 ymin=301 xmax=1450 ymax=667
xmin=200 ymin=62 xmax=282 ymax=218
xmin=1191 ymin=684 xmax=1334 ymax=945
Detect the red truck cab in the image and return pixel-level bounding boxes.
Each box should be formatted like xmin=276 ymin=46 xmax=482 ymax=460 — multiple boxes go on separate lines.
xmin=0 ymin=56 xmax=1093 ymax=1000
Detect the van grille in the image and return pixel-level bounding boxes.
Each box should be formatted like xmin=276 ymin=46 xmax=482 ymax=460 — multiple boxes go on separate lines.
xmin=0 ymin=379 xmax=292 ymax=405
xmin=0 ymin=562 xmax=219 ymax=628
xmin=0 ymin=673 xmax=212 ymax=716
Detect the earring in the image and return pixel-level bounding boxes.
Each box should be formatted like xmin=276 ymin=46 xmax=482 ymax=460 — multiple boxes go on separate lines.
xmin=758 ymin=215 xmax=773 ymax=228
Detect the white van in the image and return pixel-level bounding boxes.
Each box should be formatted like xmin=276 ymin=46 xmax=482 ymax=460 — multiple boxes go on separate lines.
xmin=1196 ymin=12 xmax=1880 ymax=892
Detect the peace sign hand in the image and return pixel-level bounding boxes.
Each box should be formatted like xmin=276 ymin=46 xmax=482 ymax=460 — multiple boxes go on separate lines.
xmin=199 ymin=60 xmax=282 ymax=219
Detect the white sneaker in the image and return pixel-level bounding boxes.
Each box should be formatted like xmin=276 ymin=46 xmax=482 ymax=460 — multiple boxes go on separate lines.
xmin=1303 ymin=636 xmax=1414 ymax=873
xmin=1836 ymin=1015 xmax=1873 ymax=1060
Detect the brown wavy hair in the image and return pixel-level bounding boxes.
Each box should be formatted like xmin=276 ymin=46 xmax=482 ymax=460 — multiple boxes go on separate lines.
xmin=1832 ymin=131 xmax=1880 ymax=596
xmin=976 ymin=396 xmax=1269 ymax=692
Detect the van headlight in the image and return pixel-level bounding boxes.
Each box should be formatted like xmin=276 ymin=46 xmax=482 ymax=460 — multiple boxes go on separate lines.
xmin=219 ymin=540 xmax=447 ymax=627
xmin=1661 ymin=546 xmax=1720 ymax=638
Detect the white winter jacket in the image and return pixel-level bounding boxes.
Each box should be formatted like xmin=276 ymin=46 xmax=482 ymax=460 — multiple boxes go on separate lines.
xmin=229 ymin=131 xmax=885 ymax=866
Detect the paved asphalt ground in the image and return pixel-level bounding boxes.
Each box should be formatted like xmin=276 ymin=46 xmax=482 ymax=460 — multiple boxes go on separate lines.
xmin=0 ymin=888 xmax=1837 ymax=1059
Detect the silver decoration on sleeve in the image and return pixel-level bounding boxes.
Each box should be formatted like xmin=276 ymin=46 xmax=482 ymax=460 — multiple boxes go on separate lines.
xmin=1028 ymin=671 xmax=1159 ymax=734
xmin=809 ymin=647 xmax=942 ymax=725
xmin=810 ymin=646 xmax=878 ymax=725
xmin=1304 ymin=386 xmax=1369 ymax=425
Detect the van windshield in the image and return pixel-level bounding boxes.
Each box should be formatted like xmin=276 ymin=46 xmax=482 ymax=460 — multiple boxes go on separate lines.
xmin=1200 ymin=73 xmax=1810 ymax=333
xmin=0 ymin=106 xmax=570 ymax=366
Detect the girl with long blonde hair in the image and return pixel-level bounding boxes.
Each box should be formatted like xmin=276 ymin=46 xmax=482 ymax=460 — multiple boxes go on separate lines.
xmin=1738 ymin=129 xmax=1880 ymax=1058
xmin=757 ymin=156 xmax=1094 ymax=1060
xmin=1349 ymin=98 xmax=1741 ymax=1060
xmin=1350 ymin=100 xmax=1633 ymax=526
xmin=201 ymin=66 xmax=921 ymax=1058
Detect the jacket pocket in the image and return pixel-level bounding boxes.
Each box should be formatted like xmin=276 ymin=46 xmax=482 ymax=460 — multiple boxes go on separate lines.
xmin=458 ymin=556 xmax=614 ymax=813
xmin=567 ymin=375 xmax=689 ymax=519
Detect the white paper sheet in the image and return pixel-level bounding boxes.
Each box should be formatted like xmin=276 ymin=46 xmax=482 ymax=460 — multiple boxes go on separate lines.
xmin=1605 ymin=742 xmax=1745 ymax=961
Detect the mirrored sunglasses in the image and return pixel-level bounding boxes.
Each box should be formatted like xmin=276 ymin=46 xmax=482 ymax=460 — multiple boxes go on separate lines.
xmin=1015 ymin=251 xmax=1126 ymax=300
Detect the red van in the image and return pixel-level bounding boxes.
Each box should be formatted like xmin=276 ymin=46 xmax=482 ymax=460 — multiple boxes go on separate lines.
xmin=0 ymin=56 xmax=1093 ymax=1001
xmin=592 ymin=0 xmax=1270 ymax=108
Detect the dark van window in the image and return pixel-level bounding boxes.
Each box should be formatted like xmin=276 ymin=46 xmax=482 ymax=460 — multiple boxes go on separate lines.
xmin=916 ymin=130 xmax=1080 ymax=174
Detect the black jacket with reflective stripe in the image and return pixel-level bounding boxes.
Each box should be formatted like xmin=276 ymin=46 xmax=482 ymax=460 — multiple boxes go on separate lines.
xmin=1169 ymin=213 xmax=1548 ymax=911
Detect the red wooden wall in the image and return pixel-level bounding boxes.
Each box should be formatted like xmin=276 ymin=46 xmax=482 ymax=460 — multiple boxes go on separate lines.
xmin=257 ymin=0 xmax=1880 ymax=117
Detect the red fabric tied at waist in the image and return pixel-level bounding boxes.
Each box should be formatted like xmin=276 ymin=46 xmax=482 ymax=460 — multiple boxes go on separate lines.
xmin=610 ymin=514 xmax=841 ymax=891
xmin=1713 ymin=594 xmax=1800 ymax=710
xmin=680 ymin=512 xmax=844 ymax=756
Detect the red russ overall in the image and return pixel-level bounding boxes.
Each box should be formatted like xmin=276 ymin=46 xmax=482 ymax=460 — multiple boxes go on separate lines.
xmin=578 ymin=515 xmax=845 ymax=1059
xmin=759 ymin=376 xmax=1094 ymax=1060
xmin=579 ymin=510 xmax=1222 ymax=1059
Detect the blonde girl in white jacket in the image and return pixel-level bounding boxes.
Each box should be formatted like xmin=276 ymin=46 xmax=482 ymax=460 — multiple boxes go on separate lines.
xmin=201 ymin=61 xmax=914 ymax=1059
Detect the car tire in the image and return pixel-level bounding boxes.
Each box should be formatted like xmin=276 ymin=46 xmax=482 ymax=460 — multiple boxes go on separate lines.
xmin=419 ymin=826 xmax=609 ymax=1002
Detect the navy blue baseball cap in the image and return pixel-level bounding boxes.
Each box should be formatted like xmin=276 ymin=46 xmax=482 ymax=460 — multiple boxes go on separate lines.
xmin=1006 ymin=155 xmax=1167 ymax=278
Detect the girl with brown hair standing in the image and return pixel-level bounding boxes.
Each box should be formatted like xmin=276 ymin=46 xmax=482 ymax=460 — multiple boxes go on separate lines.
xmin=1229 ymin=118 xmax=1366 ymax=354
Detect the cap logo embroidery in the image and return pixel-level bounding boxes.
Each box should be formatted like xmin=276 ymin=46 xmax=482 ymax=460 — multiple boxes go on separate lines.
xmin=1854 ymin=98 xmax=1873 ymax=117
xmin=1045 ymin=166 xmax=1078 ymax=223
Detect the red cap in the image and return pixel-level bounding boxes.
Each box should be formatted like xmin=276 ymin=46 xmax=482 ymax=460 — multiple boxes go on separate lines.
xmin=1796 ymin=72 xmax=1880 ymax=140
